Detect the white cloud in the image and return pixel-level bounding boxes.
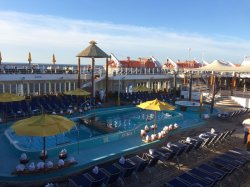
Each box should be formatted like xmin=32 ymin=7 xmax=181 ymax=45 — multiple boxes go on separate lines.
xmin=0 ymin=11 xmax=249 ymax=65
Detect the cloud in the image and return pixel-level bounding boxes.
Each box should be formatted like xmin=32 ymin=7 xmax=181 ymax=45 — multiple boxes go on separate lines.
xmin=0 ymin=11 xmax=249 ymax=65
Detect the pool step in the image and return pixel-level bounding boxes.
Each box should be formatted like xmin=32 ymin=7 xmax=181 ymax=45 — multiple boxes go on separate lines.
xmin=215 ymin=97 xmax=241 ymax=107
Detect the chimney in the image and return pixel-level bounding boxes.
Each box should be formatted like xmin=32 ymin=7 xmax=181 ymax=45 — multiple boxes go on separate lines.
xmin=127 ymin=56 xmax=130 ymax=61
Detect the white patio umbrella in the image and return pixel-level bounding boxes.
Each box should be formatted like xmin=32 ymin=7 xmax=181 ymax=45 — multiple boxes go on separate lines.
xmin=242 ymin=119 xmax=250 ymax=126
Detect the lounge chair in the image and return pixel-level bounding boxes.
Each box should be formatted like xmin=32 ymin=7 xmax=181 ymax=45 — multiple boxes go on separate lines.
xmin=207 ymin=160 xmax=235 ymax=174
xmin=68 ymin=174 xmax=104 ymax=187
xmin=114 ymin=159 xmax=136 ymax=182
xmin=100 ymin=164 xmax=121 ymax=186
xmin=196 ymin=164 xmax=226 ymax=179
xmin=177 ymin=172 xmax=213 ymax=187
xmin=154 ymin=147 xmax=176 ymax=165
xmin=128 ymin=155 xmax=149 ymax=173
xmin=188 ymin=168 xmax=220 ymax=184
xmin=165 ymin=177 xmax=190 ymax=187
xmin=142 ymin=152 xmax=159 ymax=172
xmin=210 ymin=157 xmax=242 ymax=169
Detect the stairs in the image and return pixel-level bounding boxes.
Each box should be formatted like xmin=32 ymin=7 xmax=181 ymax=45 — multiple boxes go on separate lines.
xmin=215 ymin=96 xmax=242 ymax=107
xmin=82 ymin=75 xmax=106 ymax=88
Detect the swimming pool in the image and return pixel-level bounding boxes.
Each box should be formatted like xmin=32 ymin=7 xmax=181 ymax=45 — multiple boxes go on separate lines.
xmin=4 ymin=105 xmax=211 ymax=152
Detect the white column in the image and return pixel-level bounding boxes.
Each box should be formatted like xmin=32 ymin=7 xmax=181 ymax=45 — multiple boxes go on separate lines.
xmin=38 ymin=82 xmax=41 ymax=95
xmin=2 ymin=83 xmax=5 ymax=93
xmin=21 ymin=83 xmax=24 ymax=96
xmin=27 ymin=82 xmax=30 ymax=95
xmin=16 ymin=83 xmax=18 ymax=95
xmin=157 ymin=82 xmax=161 ymax=91
xmin=59 ymin=82 xmax=62 ymax=93
xmin=54 ymin=82 xmax=57 ymax=94
xmin=44 ymin=82 xmax=46 ymax=94
xmin=9 ymin=83 xmax=12 ymax=93
xmin=64 ymin=81 xmax=66 ymax=92
xmin=48 ymin=82 xmax=51 ymax=93
xmin=74 ymin=82 xmax=76 ymax=90
xmin=69 ymin=82 xmax=71 ymax=91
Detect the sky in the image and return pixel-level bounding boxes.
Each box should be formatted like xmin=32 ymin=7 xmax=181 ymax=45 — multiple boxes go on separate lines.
xmin=0 ymin=0 xmax=250 ymax=65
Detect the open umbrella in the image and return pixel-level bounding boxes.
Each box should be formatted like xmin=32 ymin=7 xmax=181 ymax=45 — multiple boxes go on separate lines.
xmin=137 ymin=98 xmax=175 ymax=134
xmin=64 ymin=88 xmax=90 ymax=96
xmin=132 ymin=85 xmax=151 ymax=92
xmin=11 ymin=114 xmax=75 ymax=160
xmin=243 ymin=119 xmax=250 ymax=126
xmin=0 ymin=93 xmax=25 ymax=102
xmin=0 ymin=93 xmax=25 ymax=121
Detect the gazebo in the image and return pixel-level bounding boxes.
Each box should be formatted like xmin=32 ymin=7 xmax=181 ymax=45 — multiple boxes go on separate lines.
xmin=76 ymin=41 xmax=109 ymax=100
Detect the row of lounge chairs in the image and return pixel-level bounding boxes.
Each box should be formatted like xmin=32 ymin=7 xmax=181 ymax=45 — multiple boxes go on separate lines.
xmin=217 ymin=108 xmax=250 ymax=120
xmin=68 ymin=154 xmax=160 ymax=187
xmin=165 ymin=148 xmax=250 ymax=187
xmin=68 ymin=128 xmax=235 ymax=187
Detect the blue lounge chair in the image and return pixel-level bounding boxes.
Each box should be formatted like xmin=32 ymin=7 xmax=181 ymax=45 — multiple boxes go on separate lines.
xmin=69 ymin=174 xmax=104 ymax=187
xmin=165 ymin=177 xmax=190 ymax=187
xmin=100 ymin=164 xmax=121 ymax=186
xmin=196 ymin=164 xmax=226 ymax=179
xmin=114 ymin=160 xmax=136 ymax=181
xmin=142 ymin=152 xmax=159 ymax=172
xmin=177 ymin=172 xmax=212 ymax=187
xmin=207 ymin=161 xmax=234 ymax=174
xmin=128 ymin=155 xmax=149 ymax=173
xmin=188 ymin=168 xmax=220 ymax=184
xmin=154 ymin=147 xmax=176 ymax=165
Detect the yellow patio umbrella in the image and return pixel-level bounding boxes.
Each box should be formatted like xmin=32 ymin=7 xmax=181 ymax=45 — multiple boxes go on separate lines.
xmin=64 ymin=88 xmax=90 ymax=96
xmin=132 ymin=85 xmax=151 ymax=92
xmin=0 ymin=93 xmax=25 ymax=102
xmin=137 ymin=98 xmax=175 ymax=134
xmin=11 ymin=114 xmax=75 ymax=160
xmin=242 ymin=119 xmax=250 ymax=126
xmin=0 ymin=93 xmax=25 ymax=121
xmin=64 ymin=88 xmax=91 ymax=110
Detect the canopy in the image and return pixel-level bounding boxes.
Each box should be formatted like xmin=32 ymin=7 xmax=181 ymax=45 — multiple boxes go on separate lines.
xmin=137 ymin=98 xmax=175 ymax=111
xmin=192 ymin=60 xmax=234 ymax=72
xmin=0 ymin=93 xmax=25 ymax=102
xmin=11 ymin=114 xmax=75 ymax=136
xmin=64 ymin=88 xmax=90 ymax=96
xmin=242 ymin=119 xmax=250 ymax=126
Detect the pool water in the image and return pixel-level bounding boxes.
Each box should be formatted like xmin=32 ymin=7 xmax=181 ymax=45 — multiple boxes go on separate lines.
xmin=5 ymin=105 xmax=212 ymax=152
xmin=80 ymin=107 xmax=178 ymax=131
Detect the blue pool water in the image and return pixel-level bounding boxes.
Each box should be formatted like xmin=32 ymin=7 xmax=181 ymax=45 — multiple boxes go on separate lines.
xmin=5 ymin=105 xmax=211 ymax=152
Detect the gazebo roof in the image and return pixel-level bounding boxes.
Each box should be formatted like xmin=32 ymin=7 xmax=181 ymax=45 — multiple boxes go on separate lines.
xmin=76 ymin=41 xmax=109 ymax=58
xmin=193 ymin=60 xmax=235 ymax=72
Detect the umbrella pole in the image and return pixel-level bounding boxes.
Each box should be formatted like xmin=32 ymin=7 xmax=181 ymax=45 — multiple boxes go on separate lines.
xmin=43 ymin=136 xmax=46 ymax=162
xmin=78 ymin=129 xmax=80 ymax=154
xmin=154 ymin=111 xmax=156 ymax=135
